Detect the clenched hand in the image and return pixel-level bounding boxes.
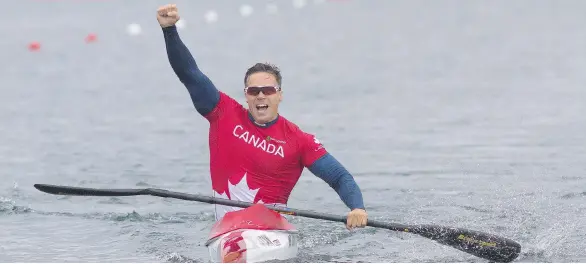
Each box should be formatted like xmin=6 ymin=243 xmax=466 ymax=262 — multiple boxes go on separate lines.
xmin=346 ymin=208 xmax=367 ymax=230
xmin=156 ymin=4 xmax=180 ymax=28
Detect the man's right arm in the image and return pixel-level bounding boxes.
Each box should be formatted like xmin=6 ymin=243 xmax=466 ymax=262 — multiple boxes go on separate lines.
xmin=162 ymin=25 xmax=219 ymax=116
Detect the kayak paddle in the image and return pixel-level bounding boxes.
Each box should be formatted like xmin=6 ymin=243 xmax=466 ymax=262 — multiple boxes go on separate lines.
xmin=33 ymin=183 xmax=522 ymax=262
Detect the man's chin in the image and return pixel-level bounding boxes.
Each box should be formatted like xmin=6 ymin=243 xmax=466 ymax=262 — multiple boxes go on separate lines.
xmin=251 ymin=113 xmax=276 ymax=125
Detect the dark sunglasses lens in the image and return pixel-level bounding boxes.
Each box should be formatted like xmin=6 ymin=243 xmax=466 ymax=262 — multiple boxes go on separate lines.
xmin=262 ymin=86 xmax=277 ymax=95
xmin=246 ymin=87 xmax=260 ymax=95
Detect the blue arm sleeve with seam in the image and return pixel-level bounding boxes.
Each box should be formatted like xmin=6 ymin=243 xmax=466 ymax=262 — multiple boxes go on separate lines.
xmin=162 ymin=25 xmax=219 ymax=116
xmin=308 ymin=153 xmax=365 ymax=210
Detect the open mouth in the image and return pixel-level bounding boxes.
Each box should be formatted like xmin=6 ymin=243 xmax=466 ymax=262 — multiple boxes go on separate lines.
xmin=256 ymin=104 xmax=269 ymax=112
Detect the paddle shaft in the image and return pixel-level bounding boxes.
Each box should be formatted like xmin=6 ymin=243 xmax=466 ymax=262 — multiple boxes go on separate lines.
xmin=152 ymin=188 xmax=403 ymax=228
xmin=33 ymin=184 xmax=521 ymax=262
xmin=32 ymin=184 xmax=408 ymax=230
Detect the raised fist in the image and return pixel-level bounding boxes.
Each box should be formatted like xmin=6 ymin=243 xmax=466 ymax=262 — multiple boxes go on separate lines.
xmin=156 ymin=4 xmax=180 ymax=28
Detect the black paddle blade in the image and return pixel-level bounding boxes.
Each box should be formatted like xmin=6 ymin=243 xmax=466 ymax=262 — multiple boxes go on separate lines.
xmin=411 ymin=225 xmax=521 ymax=263
xmin=33 ymin=184 xmax=144 ymax=196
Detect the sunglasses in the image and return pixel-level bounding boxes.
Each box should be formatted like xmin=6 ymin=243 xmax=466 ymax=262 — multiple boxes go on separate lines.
xmin=244 ymin=86 xmax=281 ymax=96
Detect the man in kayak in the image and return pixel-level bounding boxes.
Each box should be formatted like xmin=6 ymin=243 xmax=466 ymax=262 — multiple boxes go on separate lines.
xmin=156 ymin=4 xmax=368 ymax=230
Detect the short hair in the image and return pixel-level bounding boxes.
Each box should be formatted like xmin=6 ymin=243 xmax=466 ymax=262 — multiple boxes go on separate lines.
xmin=244 ymin=62 xmax=282 ymax=87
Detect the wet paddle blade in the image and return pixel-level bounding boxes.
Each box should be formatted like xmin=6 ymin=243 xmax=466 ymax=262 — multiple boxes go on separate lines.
xmin=405 ymin=224 xmax=521 ymax=262
xmin=34 ymin=184 xmax=145 ymax=196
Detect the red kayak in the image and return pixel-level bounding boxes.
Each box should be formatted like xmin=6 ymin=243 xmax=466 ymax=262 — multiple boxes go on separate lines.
xmin=205 ymin=204 xmax=299 ymax=263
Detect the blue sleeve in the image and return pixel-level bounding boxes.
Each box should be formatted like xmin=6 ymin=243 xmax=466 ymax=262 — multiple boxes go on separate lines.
xmin=308 ymin=153 xmax=365 ymax=210
xmin=162 ymin=25 xmax=220 ymax=116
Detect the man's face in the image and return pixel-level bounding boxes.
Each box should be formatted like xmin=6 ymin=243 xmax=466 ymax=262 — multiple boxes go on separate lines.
xmin=244 ymin=72 xmax=282 ymax=125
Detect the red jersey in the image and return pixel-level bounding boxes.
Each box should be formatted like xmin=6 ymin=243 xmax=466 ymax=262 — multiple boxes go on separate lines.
xmin=204 ymin=92 xmax=327 ymax=220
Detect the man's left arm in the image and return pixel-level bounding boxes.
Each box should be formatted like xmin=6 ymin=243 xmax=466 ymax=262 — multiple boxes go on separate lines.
xmin=308 ymin=153 xmax=365 ymax=211
xmin=300 ymin=133 xmax=368 ymax=229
